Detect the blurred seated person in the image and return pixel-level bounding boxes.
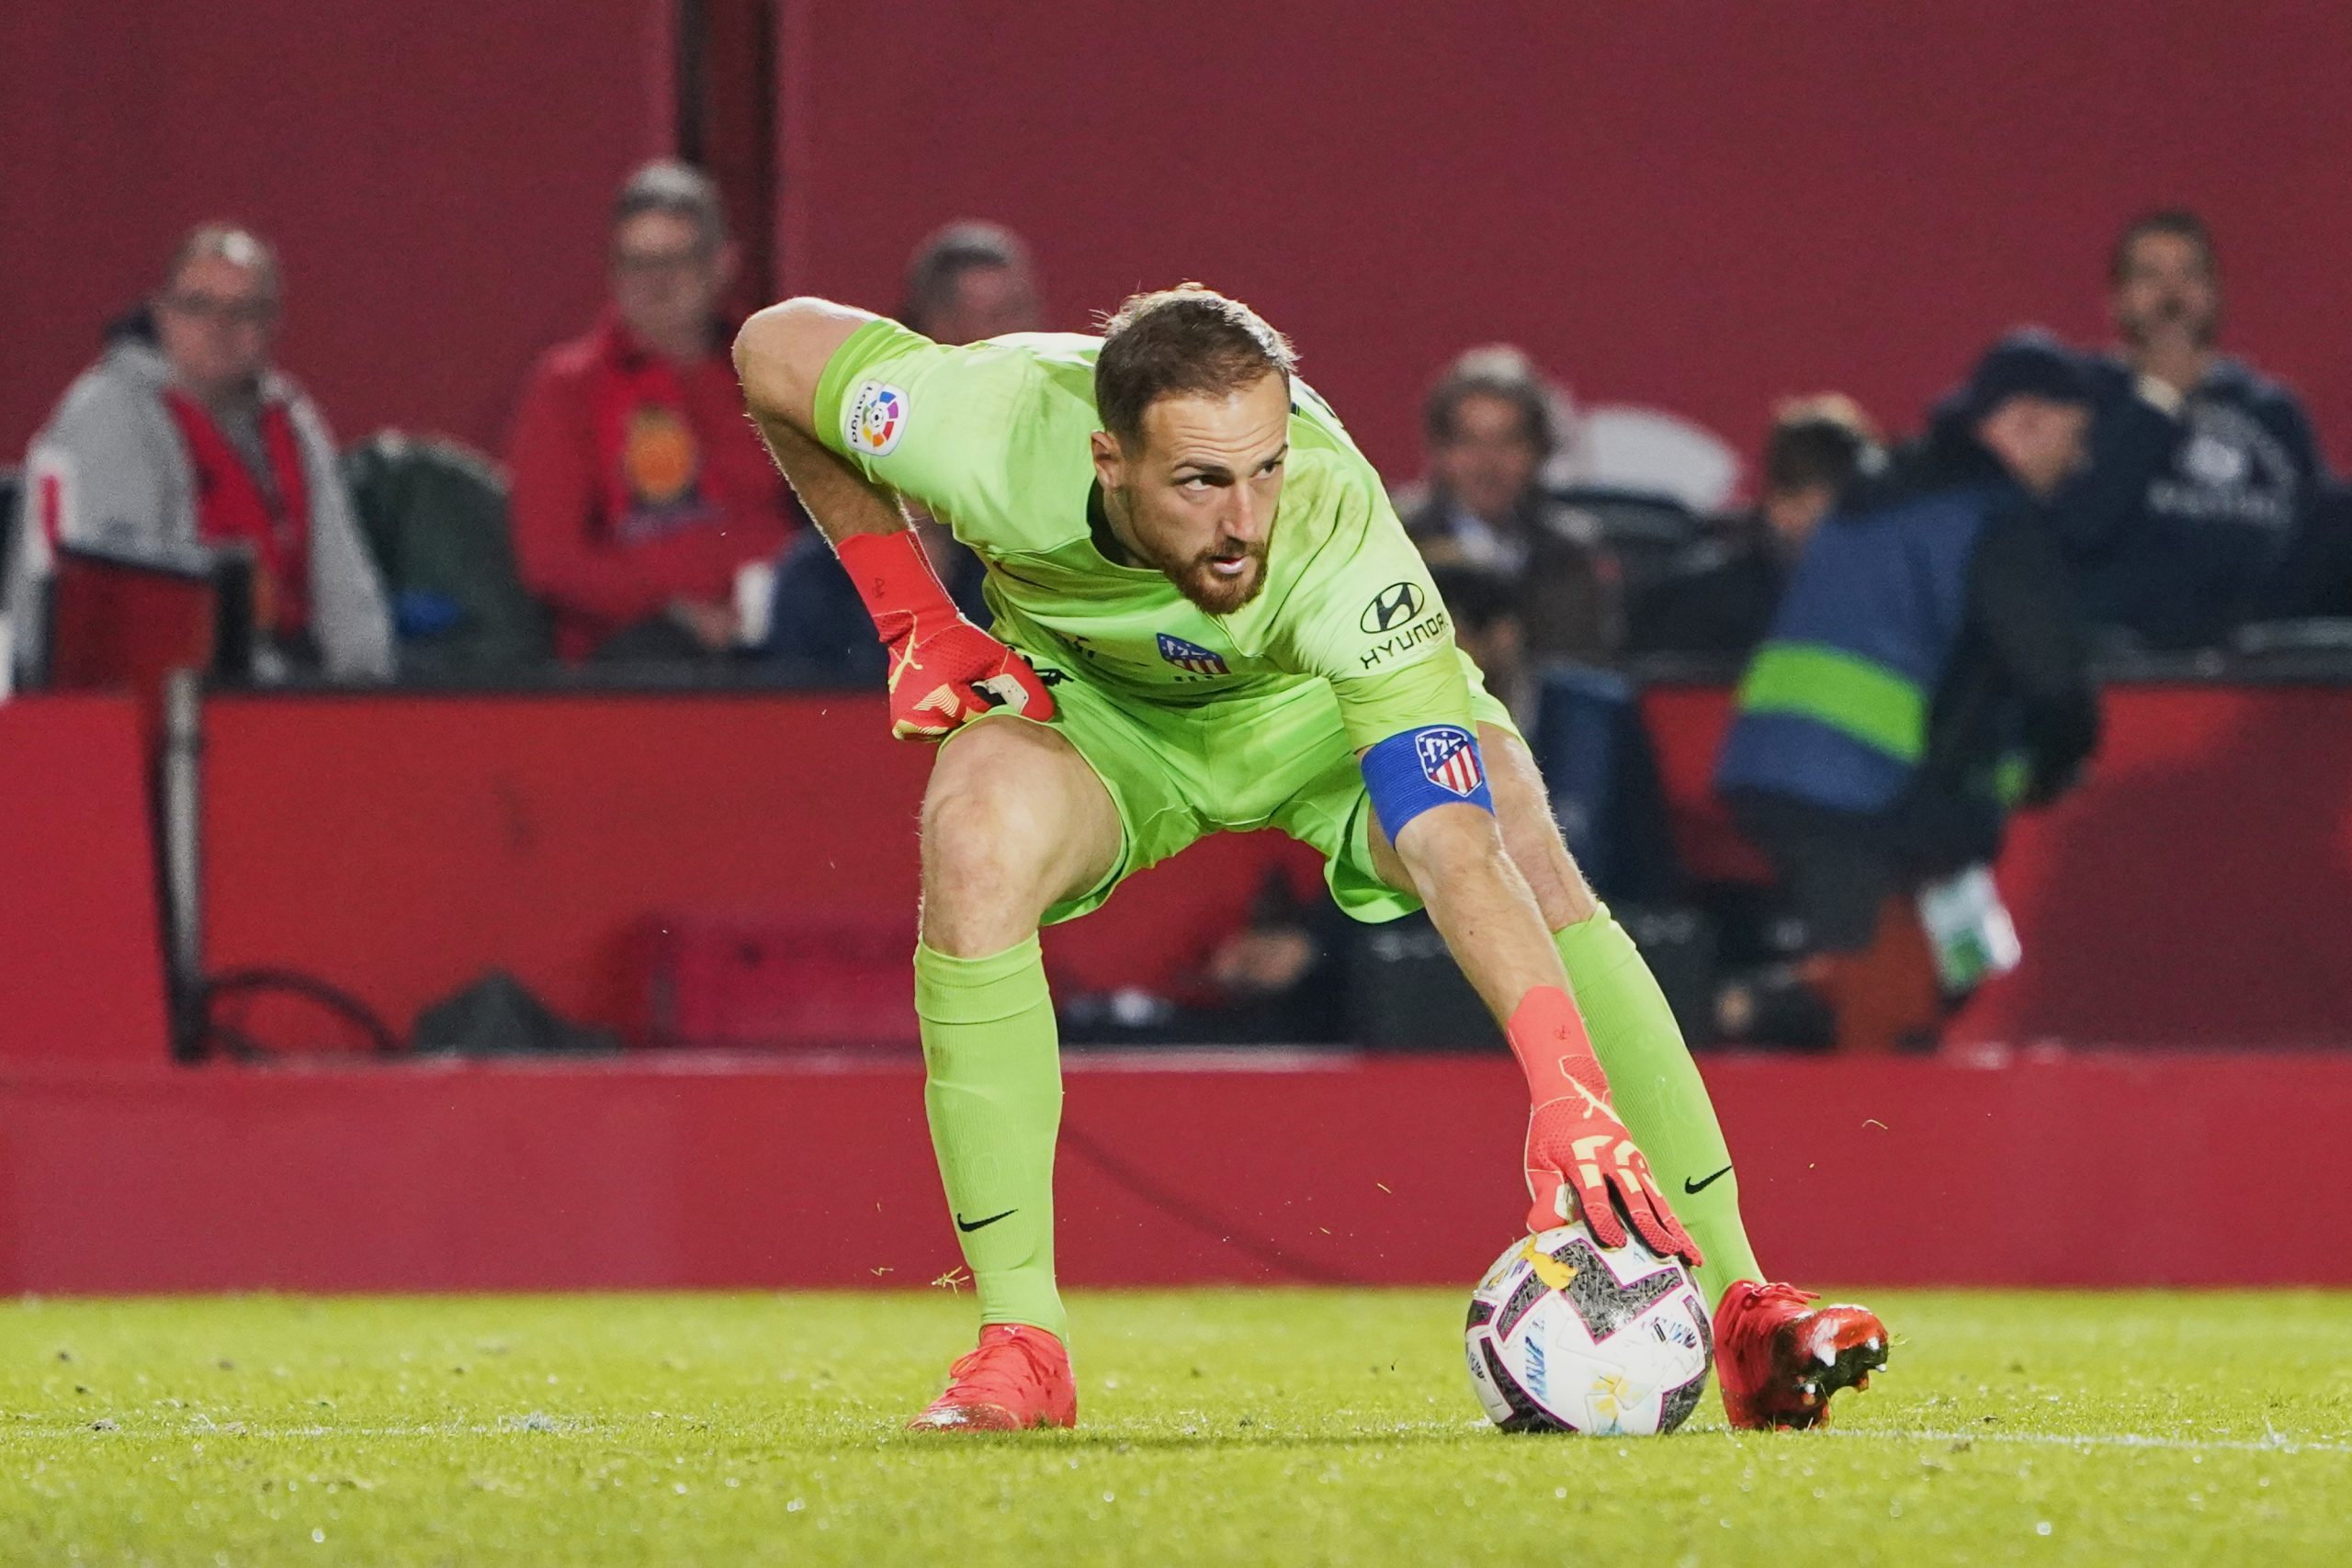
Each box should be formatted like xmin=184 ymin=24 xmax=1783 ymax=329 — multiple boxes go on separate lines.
xmin=1714 ymin=333 xmax=2103 ymax=1052
xmin=1626 ymin=395 xmax=1881 ymax=659
xmin=1059 ymin=863 xmax=1351 ymax=1046
xmin=1395 ymin=345 xmax=1622 ymax=662
xmin=508 ymin=161 xmax=797 ymax=662
xmin=5 ymin=224 xmax=394 ymax=686
xmin=752 ymin=219 xmax=1030 ymax=671
xmin=900 ymin=221 xmax=1043 ymax=344
xmin=763 ymin=515 xmax=987 ymax=684
xmin=2058 ymin=210 xmax=2326 ymax=649
xmin=1429 ymin=562 xmax=1532 ymax=733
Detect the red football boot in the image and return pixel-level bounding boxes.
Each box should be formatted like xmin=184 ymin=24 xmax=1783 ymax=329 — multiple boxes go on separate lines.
xmin=907 ymin=1324 xmax=1078 ymax=1433
xmin=1713 ymin=1280 xmax=1888 ymax=1430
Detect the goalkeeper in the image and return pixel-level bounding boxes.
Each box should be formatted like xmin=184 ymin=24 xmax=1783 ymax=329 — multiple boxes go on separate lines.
xmin=735 ymin=287 xmax=1885 ymax=1432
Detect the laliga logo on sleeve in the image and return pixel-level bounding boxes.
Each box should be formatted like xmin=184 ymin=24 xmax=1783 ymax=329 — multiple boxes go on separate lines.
xmin=1416 ymin=726 xmax=1484 ymax=796
xmin=845 ymin=381 xmax=908 ymax=456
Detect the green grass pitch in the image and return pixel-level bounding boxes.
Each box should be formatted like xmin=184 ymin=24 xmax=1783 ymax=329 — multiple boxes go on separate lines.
xmin=5 ymin=1289 xmax=2347 ymax=1564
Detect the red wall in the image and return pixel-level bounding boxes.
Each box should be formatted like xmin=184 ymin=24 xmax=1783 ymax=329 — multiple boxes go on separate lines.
xmin=7 ymin=1052 xmax=2349 ymax=1293
xmin=1961 ymin=684 xmax=2352 ymax=1049
xmin=195 ymin=692 xmax=1311 ymax=1040
xmin=782 ymin=1 xmax=2352 ymax=477
xmin=1640 ymin=682 xmax=2352 ymax=1051
xmin=6 ymin=689 xmax=2350 ymax=1293
xmin=0 ymin=0 xmax=668 ymax=458
xmin=0 ymin=699 xmax=169 ymax=1065
xmin=176 ymin=686 xmax=2352 ymax=1053
xmin=199 ymin=693 xmax=928 ymax=1039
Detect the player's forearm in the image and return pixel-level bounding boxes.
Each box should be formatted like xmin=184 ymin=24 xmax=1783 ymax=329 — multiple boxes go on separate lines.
xmin=1395 ymin=806 xmax=1574 ymax=1030
xmin=733 ymin=297 xmax=908 ymax=547
xmin=759 ymin=416 xmax=911 ymax=547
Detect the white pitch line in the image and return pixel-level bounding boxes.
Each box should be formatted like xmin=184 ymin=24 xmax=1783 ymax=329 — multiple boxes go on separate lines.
xmin=1825 ymin=1426 xmax=2352 ymax=1457
xmin=23 ymin=1419 xmax=2352 ymax=1457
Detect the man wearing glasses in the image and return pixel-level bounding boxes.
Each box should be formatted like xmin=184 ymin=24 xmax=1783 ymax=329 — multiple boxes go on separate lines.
xmin=508 ymin=161 xmax=798 ymax=663
xmin=6 ymin=224 xmax=395 ymax=685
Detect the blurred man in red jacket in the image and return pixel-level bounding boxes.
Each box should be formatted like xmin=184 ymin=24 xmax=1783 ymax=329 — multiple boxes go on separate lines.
xmin=509 ymin=162 xmax=796 ymax=662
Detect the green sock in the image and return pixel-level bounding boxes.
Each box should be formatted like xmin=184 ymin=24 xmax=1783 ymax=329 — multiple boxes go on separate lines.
xmin=913 ymin=937 xmax=1068 ymax=1341
xmin=1555 ymin=905 xmax=1763 ymax=1307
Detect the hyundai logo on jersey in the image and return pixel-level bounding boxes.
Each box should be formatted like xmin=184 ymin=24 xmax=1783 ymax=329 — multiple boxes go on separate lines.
xmin=1157 ymin=632 xmax=1230 ymax=676
xmin=1417 ymin=726 xmax=1485 ymax=795
xmin=1361 ymin=581 xmax=1426 ymax=634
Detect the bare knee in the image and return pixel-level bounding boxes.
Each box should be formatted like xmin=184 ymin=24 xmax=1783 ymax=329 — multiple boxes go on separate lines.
xmin=918 ymin=724 xmax=1116 ymax=956
xmin=923 ymin=784 xmax=1057 ymax=941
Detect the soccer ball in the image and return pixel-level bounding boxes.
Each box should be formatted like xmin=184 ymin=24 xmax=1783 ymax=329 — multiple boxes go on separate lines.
xmin=1464 ymin=1222 xmax=1713 ymax=1436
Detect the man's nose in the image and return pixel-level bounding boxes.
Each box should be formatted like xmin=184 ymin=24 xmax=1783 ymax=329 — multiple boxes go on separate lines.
xmin=1224 ymin=486 xmax=1268 ymax=543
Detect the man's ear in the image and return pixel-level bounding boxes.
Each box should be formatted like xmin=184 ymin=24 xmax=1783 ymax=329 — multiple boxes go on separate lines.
xmin=1090 ymin=429 xmax=1122 ymax=489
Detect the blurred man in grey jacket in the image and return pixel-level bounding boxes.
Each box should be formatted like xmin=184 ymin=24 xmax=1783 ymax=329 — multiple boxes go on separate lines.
xmin=6 ymin=224 xmax=393 ymax=686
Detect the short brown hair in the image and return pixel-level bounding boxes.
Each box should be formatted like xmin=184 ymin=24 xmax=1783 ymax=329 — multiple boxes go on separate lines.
xmin=902 ymin=220 xmax=1034 ymax=332
xmin=2110 ymin=209 xmax=2216 ymax=285
xmin=1423 ymin=344 xmax=1556 ymax=457
xmin=1094 ymin=286 xmax=1295 ymax=448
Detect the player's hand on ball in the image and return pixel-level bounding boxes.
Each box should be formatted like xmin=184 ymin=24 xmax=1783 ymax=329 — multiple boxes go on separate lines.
xmin=884 ymin=617 xmax=1055 ymax=741
xmin=1522 ymin=1096 xmax=1701 ymax=1267
xmin=1507 ymin=985 xmax=1702 ymax=1268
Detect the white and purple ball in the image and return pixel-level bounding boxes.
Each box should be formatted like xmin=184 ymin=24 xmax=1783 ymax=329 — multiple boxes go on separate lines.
xmin=1464 ymin=1222 xmax=1713 ymax=1436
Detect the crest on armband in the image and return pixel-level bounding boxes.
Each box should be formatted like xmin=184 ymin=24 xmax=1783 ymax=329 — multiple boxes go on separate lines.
xmin=1416 ymin=726 xmax=1484 ymax=796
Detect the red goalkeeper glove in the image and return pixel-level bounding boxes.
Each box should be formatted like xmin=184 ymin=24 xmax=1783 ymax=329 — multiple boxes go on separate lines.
xmin=836 ymin=530 xmax=1054 ymax=741
xmin=1507 ymin=986 xmax=1702 ymax=1268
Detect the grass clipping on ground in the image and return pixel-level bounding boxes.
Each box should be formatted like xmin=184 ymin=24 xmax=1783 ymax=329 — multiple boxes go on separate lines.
xmin=3 ymin=1289 xmax=2348 ymax=1565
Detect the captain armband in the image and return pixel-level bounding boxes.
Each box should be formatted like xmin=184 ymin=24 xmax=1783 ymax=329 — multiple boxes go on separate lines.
xmin=1360 ymin=724 xmax=1495 ymax=842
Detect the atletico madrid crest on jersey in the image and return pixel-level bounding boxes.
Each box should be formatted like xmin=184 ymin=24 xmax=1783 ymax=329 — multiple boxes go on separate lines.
xmin=1416 ymin=726 xmax=1484 ymax=795
xmin=1157 ymin=632 xmax=1230 ymax=676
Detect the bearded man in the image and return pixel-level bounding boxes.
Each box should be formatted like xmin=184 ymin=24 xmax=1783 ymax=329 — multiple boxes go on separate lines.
xmin=732 ymin=285 xmax=1887 ymax=1432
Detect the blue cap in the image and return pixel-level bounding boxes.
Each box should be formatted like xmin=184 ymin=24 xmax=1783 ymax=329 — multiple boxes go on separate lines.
xmin=1957 ymin=329 xmax=2097 ymax=419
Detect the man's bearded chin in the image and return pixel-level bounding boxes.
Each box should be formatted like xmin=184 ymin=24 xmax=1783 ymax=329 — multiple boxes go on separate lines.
xmin=1163 ymin=536 xmax=1270 ymax=615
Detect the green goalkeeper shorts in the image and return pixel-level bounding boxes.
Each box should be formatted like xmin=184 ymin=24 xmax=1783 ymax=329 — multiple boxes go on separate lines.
xmin=950 ymin=647 xmax=1520 ymax=927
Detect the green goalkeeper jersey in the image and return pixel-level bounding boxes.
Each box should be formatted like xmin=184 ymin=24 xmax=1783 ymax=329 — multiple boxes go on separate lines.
xmin=812 ymin=318 xmax=1469 ymax=750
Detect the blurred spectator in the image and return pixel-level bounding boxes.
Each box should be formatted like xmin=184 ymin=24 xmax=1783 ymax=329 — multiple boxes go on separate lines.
xmin=757 ymin=221 xmax=1032 ymax=678
xmin=1715 ymin=333 xmax=2102 ymax=1050
xmin=2059 ymin=210 xmax=2326 ymax=648
xmin=1429 ymin=563 xmax=1532 ymax=732
xmin=1627 ymin=395 xmax=1882 ymax=659
xmin=5 ymin=224 xmax=394 ymax=686
xmin=1060 ymin=863 xmax=1350 ymax=1045
xmin=763 ymin=516 xmax=986 ymax=684
xmin=508 ymin=161 xmax=797 ymax=663
xmin=900 ymin=222 xmax=1042 ymax=343
xmin=1396 ymin=346 xmax=1622 ymax=661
